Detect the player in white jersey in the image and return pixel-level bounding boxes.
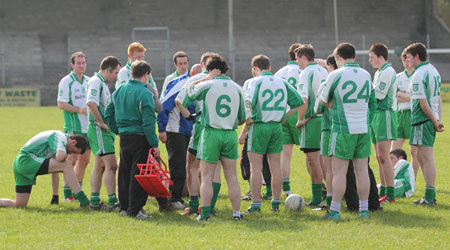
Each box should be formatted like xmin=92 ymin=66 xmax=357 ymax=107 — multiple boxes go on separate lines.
xmin=176 ymin=53 xmax=223 ymax=216
xmin=161 ymin=51 xmax=189 ymax=95
xmin=115 ymin=42 xmax=161 ymax=113
xmin=391 ymin=50 xmax=420 ymax=177
xmin=0 ymin=131 xmax=89 ymax=208
xmin=241 ymin=55 xmax=303 ymax=213
xmin=405 ymin=43 xmax=444 ymax=206
xmin=321 ymin=43 xmax=376 ymax=220
xmin=295 ymin=44 xmax=328 ymax=206
xmin=186 ymin=54 xmax=246 ymax=221
xmin=54 ymin=51 xmax=91 ymax=204
xmin=274 ymin=43 xmax=302 ymax=196
xmin=86 ymin=56 xmax=121 ymax=211
xmin=369 ymin=43 xmax=398 ymax=203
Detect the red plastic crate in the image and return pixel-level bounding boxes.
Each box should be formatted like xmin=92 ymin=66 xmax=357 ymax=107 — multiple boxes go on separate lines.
xmin=135 ymin=149 xmax=173 ymax=197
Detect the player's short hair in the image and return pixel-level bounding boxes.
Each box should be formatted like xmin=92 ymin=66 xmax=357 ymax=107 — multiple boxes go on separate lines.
xmin=288 ymin=43 xmax=302 ymax=61
xmin=200 ymin=52 xmax=217 ymax=65
xmin=69 ymin=134 xmax=87 ymax=154
xmin=334 ymin=43 xmax=356 ymax=60
xmin=369 ymin=43 xmax=389 ymax=60
xmin=100 ymin=56 xmax=121 ymax=71
xmin=400 ymin=49 xmax=407 ymax=62
xmin=173 ymin=51 xmax=188 ymax=64
xmin=206 ymin=54 xmax=229 ymax=74
xmin=131 ymin=61 xmax=151 ymax=79
xmin=128 ymin=42 xmax=146 ymax=56
xmin=70 ymin=51 xmax=86 ymax=64
xmin=404 ymin=42 xmax=427 ymax=62
xmin=390 ymin=148 xmax=407 ymax=161
xmin=295 ymin=44 xmax=315 ymax=62
xmin=326 ymin=55 xmax=338 ymax=70
xmin=251 ymin=54 xmax=271 ymax=70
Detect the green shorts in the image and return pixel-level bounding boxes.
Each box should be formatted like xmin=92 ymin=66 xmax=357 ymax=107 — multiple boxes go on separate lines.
xmin=410 ymin=120 xmax=436 ymax=147
xmin=371 ymin=110 xmax=398 ymax=144
xmin=13 ymin=151 xmax=46 ymax=186
xmin=320 ymin=130 xmax=332 ymax=157
xmin=197 ymin=127 xmax=238 ymax=163
xmin=248 ymin=122 xmax=283 ymax=154
xmin=397 ymin=110 xmax=411 ymax=139
xmin=299 ymin=117 xmax=322 ymax=149
xmin=65 ymin=131 xmax=91 ymax=150
xmin=282 ymin=114 xmax=299 ymax=145
xmin=87 ymin=123 xmax=115 ymax=155
xmin=330 ymin=132 xmax=371 ymax=159
xmin=189 ymin=122 xmax=203 ymax=151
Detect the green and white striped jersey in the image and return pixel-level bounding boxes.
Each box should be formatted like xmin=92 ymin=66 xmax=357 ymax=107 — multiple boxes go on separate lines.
xmin=115 ymin=61 xmax=157 ymax=92
xmin=315 ymin=82 xmax=332 ymax=131
xmin=245 ymin=71 xmax=303 ymax=123
xmin=321 ymin=62 xmax=374 ymax=134
xmin=297 ymin=63 xmax=328 ymax=118
xmin=20 ymin=130 xmax=67 ymax=158
xmin=396 ymin=70 xmax=413 ymax=111
xmin=394 ymin=159 xmax=415 ymax=198
xmin=58 ymin=72 xmax=89 ymax=134
xmin=86 ymin=73 xmax=111 ymax=123
xmin=275 ymin=61 xmax=302 ymax=89
xmin=373 ymin=63 xmax=397 ymax=111
xmin=176 ymin=71 xmax=208 ymax=120
xmin=410 ymin=61 xmax=441 ymax=124
xmin=187 ymin=75 xmax=246 ymax=130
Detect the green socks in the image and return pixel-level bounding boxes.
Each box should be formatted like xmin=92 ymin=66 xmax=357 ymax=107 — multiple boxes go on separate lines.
xmin=425 ymin=184 xmax=436 ymax=203
xmin=379 ymin=185 xmax=386 ymax=196
xmin=74 ymin=191 xmax=89 ymax=206
xmin=312 ymin=184 xmax=322 ymax=204
xmin=63 ymin=185 xmax=73 ymax=199
xmin=200 ymin=206 xmax=211 ymax=219
xmin=271 ymin=199 xmax=281 ymax=209
xmin=264 ymin=185 xmax=272 ymax=198
xmin=282 ymin=177 xmax=291 ymax=192
xmin=326 ymin=195 xmax=332 ymax=208
xmin=250 ymin=202 xmax=262 ymax=211
xmin=211 ymin=182 xmax=221 ymax=212
xmin=90 ymin=192 xmax=100 ymax=205
xmin=189 ymin=196 xmax=199 ymax=212
xmin=108 ymin=193 xmax=118 ymax=206
xmin=386 ymin=186 xmax=394 ymax=200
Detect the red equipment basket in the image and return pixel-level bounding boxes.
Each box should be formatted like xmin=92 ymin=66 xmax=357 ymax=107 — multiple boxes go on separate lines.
xmin=135 ymin=149 xmax=173 ymax=197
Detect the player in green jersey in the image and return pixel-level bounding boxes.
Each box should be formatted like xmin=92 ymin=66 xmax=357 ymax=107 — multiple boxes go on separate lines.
xmin=0 ymin=131 xmax=89 ymax=208
xmin=86 ymin=56 xmax=121 ymax=211
xmin=405 ymin=43 xmax=444 ymax=205
xmin=369 ymin=43 xmax=398 ymax=203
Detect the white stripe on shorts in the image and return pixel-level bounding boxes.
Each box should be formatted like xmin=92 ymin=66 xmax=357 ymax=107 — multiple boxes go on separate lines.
xmin=248 ymin=124 xmax=254 ymax=151
xmin=330 ymin=132 xmax=337 ymax=156
xmin=198 ymin=129 xmax=205 ymax=159
xmin=95 ymin=125 xmax=105 ymax=154
xmin=300 ymin=126 xmax=306 ymax=148
xmin=386 ymin=110 xmax=392 ymax=139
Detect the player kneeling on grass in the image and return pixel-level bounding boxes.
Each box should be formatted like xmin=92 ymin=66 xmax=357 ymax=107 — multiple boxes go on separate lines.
xmin=186 ymin=54 xmax=247 ymax=221
xmin=388 ymin=149 xmax=415 ymax=198
xmin=320 ymin=43 xmax=376 ymax=220
xmin=0 ymin=130 xmax=90 ymax=208
xmin=240 ymin=54 xmax=303 ymax=214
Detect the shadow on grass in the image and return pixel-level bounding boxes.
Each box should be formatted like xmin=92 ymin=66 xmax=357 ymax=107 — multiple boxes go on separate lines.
xmin=369 ymin=209 xmax=446 ymax=229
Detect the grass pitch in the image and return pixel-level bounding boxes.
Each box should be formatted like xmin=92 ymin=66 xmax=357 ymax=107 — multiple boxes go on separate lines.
xmin=0 ymin=106 xmax=449 ymax=249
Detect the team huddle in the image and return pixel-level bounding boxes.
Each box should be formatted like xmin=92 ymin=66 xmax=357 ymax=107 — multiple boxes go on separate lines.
xmin=0 ymin=41 xmax=443 ymax=222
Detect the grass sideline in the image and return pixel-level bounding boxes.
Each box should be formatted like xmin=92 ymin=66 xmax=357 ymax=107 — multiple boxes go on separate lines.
xmin=0 ymin=106 xmax=449 ymax=249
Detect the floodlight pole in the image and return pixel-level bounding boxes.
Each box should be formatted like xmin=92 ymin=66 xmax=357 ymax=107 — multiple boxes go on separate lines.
xmin=228 ymin=0 xmax=235 ymax=80
xmin=333 ymin=0 xmax=339 ymax=46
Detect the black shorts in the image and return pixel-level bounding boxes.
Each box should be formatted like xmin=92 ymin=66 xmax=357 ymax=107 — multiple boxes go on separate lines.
xmin=301 ymin=148 xmax=320 ymax=153
xmin=15 ymin=157 xmax=50 ymax=194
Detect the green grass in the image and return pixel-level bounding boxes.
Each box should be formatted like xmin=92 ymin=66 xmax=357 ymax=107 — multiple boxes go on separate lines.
xmin=1 ymin=106 xmax=450 ymax=249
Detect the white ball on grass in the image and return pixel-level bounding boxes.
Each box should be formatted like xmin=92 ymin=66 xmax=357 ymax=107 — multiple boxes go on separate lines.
xmin=284 ymin=194 xmax=305 ymax=211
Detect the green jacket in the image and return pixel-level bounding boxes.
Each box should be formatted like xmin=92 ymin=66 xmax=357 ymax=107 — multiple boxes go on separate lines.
xmin=105 ymin=79 xmax=158 ymax=148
